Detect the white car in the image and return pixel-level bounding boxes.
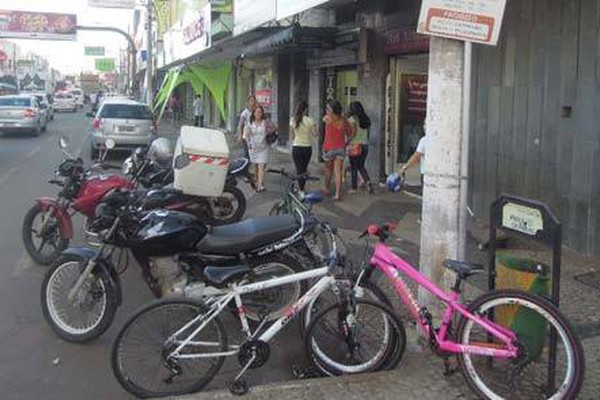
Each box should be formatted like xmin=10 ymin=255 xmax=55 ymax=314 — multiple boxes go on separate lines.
xmin=70 ymin=88 xmax=84 ymax=108
xmin=54 ymin=93 xmax=78 ymax=113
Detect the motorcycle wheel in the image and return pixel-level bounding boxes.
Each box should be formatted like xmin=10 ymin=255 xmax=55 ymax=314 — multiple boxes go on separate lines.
xmin=22 ymin=203 xmax=69 ymax=265
xmin=41 ymin=253 xmax=118 ymax=343
xmin=206 ymin=185 xmax=246 ymax=225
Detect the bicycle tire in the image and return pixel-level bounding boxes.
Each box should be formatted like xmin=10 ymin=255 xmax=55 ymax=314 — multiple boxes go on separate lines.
xmin=304 ymin=299 xmax=405 ymax=376
xmin=300 ymin=276 xmax=405 ymax=371
xmin=456 ymin=289 xmax=585 ymax=400
xmin=112 ymin=298 xmax=227 ymax=398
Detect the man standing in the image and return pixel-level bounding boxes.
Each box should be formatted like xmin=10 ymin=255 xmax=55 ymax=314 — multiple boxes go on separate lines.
xmin=237 ymin=95 xmax=257 ymax=157
xmin=193 ymin=94 xmax=204 ymax=127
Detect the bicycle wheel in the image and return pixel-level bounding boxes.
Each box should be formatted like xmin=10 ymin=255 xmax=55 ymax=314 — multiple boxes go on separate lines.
xmin=301 ymin=277 xmax=405 ymax=371
xmin=112 ymin=299 xmax=227 ymax=398
xmin=304 ymin=299 xmax=404 ymax=376
xmin=456 ymin=289 xmax=585 ymax=400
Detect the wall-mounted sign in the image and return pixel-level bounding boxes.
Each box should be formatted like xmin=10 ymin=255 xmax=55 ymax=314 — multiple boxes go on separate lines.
xmin=234 ymin=0 xmax=276 ymax=36
xmin=95 ymin=58 xmax=116 ymax=72
xmin=384 ymin=28 xmax=430 ymax=55
xmin=0 ymin=10 xmax=77 ymax=41
xmin=16 ymin=59 xmax=34 ymax=66
xmin=163 ymin=3 xmax=211 ymax=65
xmin=502 ymin=202 xmax=544 ymax=236
xmin=88 ymin=0 xmax=136 ymax=9
xmin=276 ymin=0 xmax=328 ymax=20
xmin=0 ymin=51 xmax=7 ymax=62
xmin=401 ymin=74 xmax=428 ymax=123
xmin=84 ymin=46 xmax=105 ymax=56
xmin=212 ymin=0 xmax=233 ymax=13
xmin=417 ymin=0 xmax=507 ymax=46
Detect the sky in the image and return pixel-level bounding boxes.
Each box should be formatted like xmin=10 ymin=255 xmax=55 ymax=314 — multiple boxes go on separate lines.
xmin=1 ymin=0 xmax=135 ymax=75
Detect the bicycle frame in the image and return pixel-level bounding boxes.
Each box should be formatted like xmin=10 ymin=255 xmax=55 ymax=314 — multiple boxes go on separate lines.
xmin=165 ymin=266 xmax=335 ymax=360
xmin=370 ymin=243 xmax=519 ymax=359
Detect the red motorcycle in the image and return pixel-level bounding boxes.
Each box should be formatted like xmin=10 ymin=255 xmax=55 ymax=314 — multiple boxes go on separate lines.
xmin=22 ymin=139 xmax=133 ymax=264
xmin=23 ymin=138 xmax=249 ymax=265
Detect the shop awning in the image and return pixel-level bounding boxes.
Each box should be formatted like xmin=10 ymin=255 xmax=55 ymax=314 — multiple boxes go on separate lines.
xmin=243 ymin=26 xmax=336 ymax=56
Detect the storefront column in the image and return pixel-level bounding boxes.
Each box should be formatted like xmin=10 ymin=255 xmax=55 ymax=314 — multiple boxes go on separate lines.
xmin=418 ymin=37 xmax=465 ymax=308
xmin=308 ymin=68 xmax=325 ymax=160
xmin=276 ymin=55 xmax=291 ymax=143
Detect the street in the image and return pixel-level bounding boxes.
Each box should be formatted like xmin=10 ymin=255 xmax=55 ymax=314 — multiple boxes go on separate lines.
xmin=0 ymin=111 xmax=328 ymax=399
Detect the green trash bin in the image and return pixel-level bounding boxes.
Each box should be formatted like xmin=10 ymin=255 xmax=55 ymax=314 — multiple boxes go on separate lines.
xmin=495 ymin=255 xmax=550 ymax=361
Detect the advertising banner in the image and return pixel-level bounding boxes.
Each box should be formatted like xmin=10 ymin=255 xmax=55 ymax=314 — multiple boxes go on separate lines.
xmin=212 ymin=0 xmax=233 ymax=13
xmin=276 ymin=0 xmax=328 ymax=20
xmin=164 ymin=2 xmax=211 ymax=65
xmin=417 ymin=0 xmax=507 ymax=46
xmin=0 ymin=10 xmax=77 ymax=41
xmin=95 ymin=58 xmax=116 ymax=72
xmin=84 ymin=46 xmax=105 ymax=56
xmin=88 ymin=0 xmax=136 ymax=9
xmin=234 ymin=0 xmax=276 ymax=36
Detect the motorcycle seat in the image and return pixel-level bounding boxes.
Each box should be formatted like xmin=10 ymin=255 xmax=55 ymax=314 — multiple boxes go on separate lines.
xmin=196 ymin=214 xmax=317 ymax=256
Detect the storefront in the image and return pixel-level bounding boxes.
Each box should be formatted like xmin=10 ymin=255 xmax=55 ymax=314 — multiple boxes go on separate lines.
xmin=383 ymin=27 xmax=429 ymax=175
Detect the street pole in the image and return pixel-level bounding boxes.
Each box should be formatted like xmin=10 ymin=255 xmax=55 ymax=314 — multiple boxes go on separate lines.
xmin=418 ymin=37 xmax=465 ymax=308
xmin=145 ymin=0 xmax=154 ymax=106
xmin=458 ymin=42 xmax=473 ymax=260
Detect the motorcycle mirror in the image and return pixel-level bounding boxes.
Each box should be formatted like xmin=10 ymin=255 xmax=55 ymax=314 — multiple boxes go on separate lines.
xmin=105 ymin=139 xmax=116 ymax=150
xmin=58 ymin=136 xmax=70 ymax=149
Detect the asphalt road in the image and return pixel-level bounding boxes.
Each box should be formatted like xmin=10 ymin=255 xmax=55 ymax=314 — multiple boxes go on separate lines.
xmin=0 ymin=111 xmax=307 ymax=399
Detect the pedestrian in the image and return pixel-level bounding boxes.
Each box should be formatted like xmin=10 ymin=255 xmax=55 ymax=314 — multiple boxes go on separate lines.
xmin=347 ymin=101 xmax=374 ymax=194
xmin=237 ymin=95 xmax=257 ymax=158
xmin=290 ymin=101 xmax=317 ymax=192
xmin=244 ymin=105 xmax=275 ymax=192
xmin=322 ymin=99 xmax=350 ymax=201
xmin=193 ymin=93 xmax=204 ymax=127
xmin=400 ymin=130 xmax=427 ymax=185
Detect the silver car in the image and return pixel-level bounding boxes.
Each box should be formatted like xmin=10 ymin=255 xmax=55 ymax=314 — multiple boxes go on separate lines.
xmin=0 ymin=95 xmax=48 ymax=136
xmin=90 ymin=98 xmax=157 ymax=157
xmin=54 ymin=92 xmax=78 ymax=113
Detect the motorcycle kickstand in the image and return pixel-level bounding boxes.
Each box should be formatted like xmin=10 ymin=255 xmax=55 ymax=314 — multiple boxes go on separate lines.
xmin=229 ymin=352 xmax=256 ymax=396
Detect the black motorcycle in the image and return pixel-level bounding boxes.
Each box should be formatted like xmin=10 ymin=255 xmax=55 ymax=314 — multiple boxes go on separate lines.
xmin=40 ymin=188 xmax=320 ymax=343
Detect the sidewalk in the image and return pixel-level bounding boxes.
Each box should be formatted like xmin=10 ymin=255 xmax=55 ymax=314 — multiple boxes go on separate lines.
xmin=171 ymin=130 xmax=599 ymax=400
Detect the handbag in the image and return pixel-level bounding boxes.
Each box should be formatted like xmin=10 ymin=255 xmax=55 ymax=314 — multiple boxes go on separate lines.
xmin=265 ymin=120 xmax=278 ymax=145
xmin=346 ymin=143 xmax=362 ymax=157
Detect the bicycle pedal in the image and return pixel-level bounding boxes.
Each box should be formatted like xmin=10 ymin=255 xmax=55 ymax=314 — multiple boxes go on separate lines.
xmin=229 ymin=379 xmax=249 ymax=396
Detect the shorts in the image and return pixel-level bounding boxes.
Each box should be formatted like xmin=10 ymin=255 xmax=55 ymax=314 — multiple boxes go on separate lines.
xmin=322 ymin=148 xmax=345 ymax=161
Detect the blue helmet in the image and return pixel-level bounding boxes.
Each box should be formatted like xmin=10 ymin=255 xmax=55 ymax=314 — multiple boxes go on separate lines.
xmin=386 ymin=173 xmax=402 ymax=192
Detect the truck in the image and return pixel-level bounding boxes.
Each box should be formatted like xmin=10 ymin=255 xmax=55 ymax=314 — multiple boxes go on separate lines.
xmin=79 ymin=73 xmax=100 ymax=104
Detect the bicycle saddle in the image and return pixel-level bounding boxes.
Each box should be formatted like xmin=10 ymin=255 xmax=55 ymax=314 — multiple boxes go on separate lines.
xmin=443 ymin=259 xmax=484 ymax=279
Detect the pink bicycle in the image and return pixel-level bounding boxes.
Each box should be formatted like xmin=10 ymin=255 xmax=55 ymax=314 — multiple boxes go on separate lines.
xmin=307 ymin=222 xmax=585 ymax=399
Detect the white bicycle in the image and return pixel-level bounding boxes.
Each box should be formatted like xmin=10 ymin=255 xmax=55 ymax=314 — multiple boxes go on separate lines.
xmin=111 ymin=223 xmax=405 ymax=397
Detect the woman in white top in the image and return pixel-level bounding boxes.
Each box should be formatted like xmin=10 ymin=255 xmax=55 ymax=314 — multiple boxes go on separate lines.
xmin=243 ymin=105 xmax=275 ymax=192
xmin=289 ymin=101 xmax=317 ymax=191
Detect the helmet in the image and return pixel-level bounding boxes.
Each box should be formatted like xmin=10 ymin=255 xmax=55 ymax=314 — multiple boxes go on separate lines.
xmin=386 ymin=173 xmax=403 ymax=192
xmin=147 ymin=137 xmax=174 ymax=167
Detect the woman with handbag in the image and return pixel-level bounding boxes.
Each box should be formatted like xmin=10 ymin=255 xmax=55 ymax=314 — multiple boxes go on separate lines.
xmin=322 ymin=100 xmax=350 ymax=201
xmin=347 ymin=101 xmax=373 ymax=194
xmin=244 ymin=105 xmax=276 ymax=192
xmin=290 ymin=101 xmax=317 ymax=192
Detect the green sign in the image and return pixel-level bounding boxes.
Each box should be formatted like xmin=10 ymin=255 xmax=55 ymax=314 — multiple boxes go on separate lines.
xmin=85 ymin=46 xmax=105 ymax=56
xmin=95 ymin=58 xmax=115 ymax=72
xmin=16 ymin=59 xmax=34 ymax=66
xmin=212 ymin=0 xmax=233 ymax=13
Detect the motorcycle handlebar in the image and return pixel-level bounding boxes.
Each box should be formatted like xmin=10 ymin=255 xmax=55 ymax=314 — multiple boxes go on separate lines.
xmin=267 ymin=168 xmax=319 ymax=182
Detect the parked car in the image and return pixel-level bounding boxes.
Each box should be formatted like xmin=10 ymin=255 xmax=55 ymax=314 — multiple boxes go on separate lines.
xmin=90 ymin=98 xmax=157 ymax=158
xmin=28 ymin=92 xmax=54 ymax=121
xmin=0 ymin=95 xmax=48 ymax=136
xmin=54 ymin=92 xmax=78 ymax=113
xmin=70 ymin=88 xmax=84 ymax=108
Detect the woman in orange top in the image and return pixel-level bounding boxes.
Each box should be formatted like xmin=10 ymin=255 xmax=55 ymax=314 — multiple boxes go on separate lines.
xmin=322 ymin=100 xmax=350 ymax=201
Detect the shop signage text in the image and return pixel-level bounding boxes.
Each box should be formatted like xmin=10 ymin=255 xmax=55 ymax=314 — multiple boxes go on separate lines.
xmin=384 ymin=28 xmax=430 ymax=55
xmin=417 ymin=0 xmax=507 ymax=46
xmin=0 ymin=10 xmax=77 ymax=41
xmin=164 ymin=3 xmax=211 ymax=65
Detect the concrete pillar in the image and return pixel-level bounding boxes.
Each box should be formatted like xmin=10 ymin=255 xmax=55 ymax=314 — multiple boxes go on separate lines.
xmin=308 ymin=68 xmax=324 ymax=160
xmin=418 ymin=37 xmax=465 ymax=307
